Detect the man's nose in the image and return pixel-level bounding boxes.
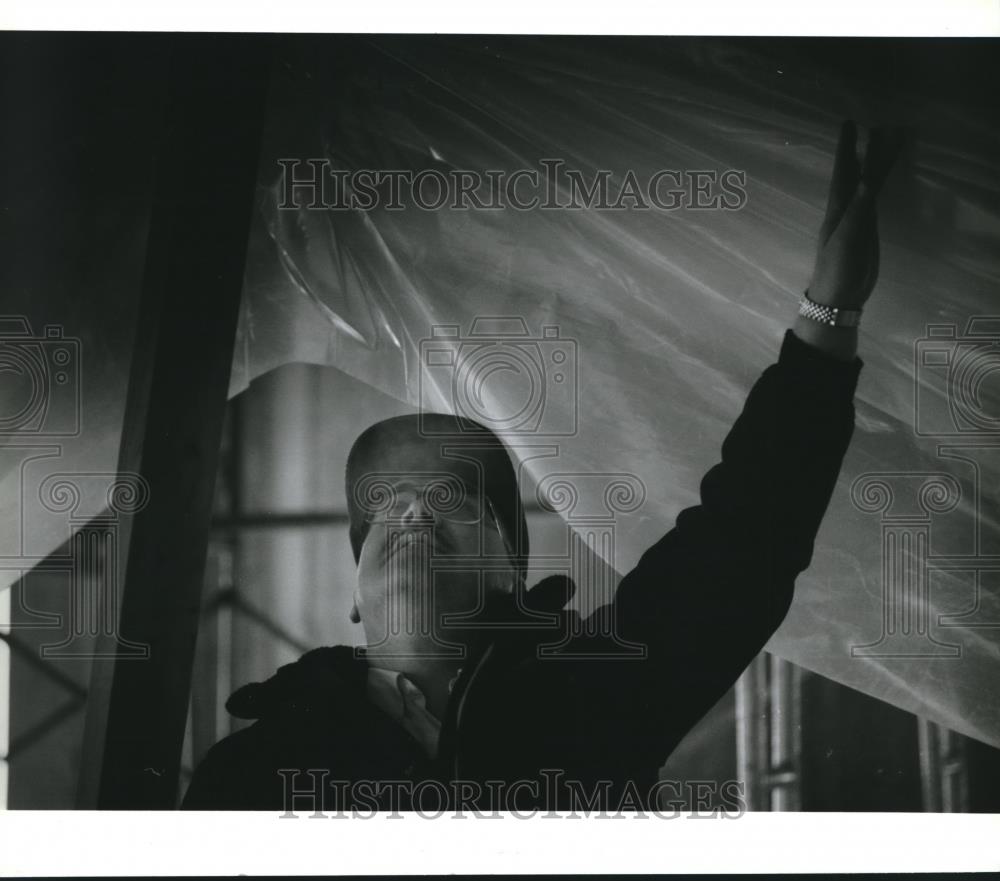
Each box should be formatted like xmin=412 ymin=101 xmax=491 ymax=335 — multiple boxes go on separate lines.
xmin=400 ymin=496 xmax=434 ymax=525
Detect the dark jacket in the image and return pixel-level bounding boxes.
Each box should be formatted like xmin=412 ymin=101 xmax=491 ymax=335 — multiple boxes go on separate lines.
xmin=182 ymin=330 xmax=862 ymax=812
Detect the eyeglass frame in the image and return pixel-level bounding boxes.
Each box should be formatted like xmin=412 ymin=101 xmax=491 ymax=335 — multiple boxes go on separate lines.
xmin=364 ymin=478 xmax=516 ymax=565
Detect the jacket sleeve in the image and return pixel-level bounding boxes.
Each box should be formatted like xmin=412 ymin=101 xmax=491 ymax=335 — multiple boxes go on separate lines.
xmin=584 ymin=329 xmax=862 ymax=779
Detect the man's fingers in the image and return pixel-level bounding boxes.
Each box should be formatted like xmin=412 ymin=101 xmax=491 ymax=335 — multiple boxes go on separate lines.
xmin=829 ymin=183 xmax=876 ymax=248
xmin=822 ymin=119 xmax=861 ymax=239
xmin=864 ymin=214 xmax=881 ymax=293
xmin=861 ymin=125 xmax=904 ymax=199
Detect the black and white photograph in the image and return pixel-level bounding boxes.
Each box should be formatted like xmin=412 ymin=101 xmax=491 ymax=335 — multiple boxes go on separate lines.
xmin=1 ymin=2 xmax=998 ymax=874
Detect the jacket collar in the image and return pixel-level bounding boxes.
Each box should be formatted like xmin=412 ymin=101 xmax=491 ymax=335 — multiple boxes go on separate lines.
xmin=224 ymin=645 xmax=368 ymax=719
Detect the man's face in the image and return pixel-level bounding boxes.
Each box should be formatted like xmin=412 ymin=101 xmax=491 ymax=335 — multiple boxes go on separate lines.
xmin=354 ymin=469 xmax=516 ymax=654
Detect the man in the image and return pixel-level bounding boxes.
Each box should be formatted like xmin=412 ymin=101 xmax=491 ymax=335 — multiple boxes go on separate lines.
xmin=183 ymin=121 xmax=900 ymax=812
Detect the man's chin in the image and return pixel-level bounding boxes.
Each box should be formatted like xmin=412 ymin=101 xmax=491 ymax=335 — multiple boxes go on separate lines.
xmin=385 ymin=531 xmax=434 ymax=562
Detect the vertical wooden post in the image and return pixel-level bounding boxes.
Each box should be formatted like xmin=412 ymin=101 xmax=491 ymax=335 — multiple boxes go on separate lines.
xmin=768 ymin=655 xmax=802 ymax=811
xmin=77 ymin=35 xmax=272 ymax=809
xmin=918 ymin=718 xmax=970 ymax=812
xmin=735 ymin=652 xmax=769 ymax=810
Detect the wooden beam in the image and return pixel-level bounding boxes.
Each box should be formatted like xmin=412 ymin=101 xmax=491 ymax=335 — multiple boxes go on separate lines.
xmin=77 ymin=34 xmax=272 ymax=809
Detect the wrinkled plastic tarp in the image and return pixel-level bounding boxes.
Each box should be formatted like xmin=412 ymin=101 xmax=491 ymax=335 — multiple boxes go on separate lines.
xmin=234 ymin=37 xmax=1000 ymax=747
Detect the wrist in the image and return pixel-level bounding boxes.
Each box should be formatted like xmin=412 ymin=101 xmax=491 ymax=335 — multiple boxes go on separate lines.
xmin=799 ymin=291 xmax=863 ymax=327
xmin=792 ymin=314 xmax=858 ymax=362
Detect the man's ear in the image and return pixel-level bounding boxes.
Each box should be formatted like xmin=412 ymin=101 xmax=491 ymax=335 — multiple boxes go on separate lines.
xmin=349 ymin=594 xmax=361 ymax=624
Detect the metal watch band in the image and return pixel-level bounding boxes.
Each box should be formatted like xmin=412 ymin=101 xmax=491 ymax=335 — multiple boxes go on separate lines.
xmin=798 ymin=293 xmax=862 ymax=328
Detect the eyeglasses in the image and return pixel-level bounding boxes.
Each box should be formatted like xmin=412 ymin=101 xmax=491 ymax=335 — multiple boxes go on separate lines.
xmin=369 ymin=480 xmax=499 ymax=527
xmin=365 ymin=478 xmax=517 ymax=565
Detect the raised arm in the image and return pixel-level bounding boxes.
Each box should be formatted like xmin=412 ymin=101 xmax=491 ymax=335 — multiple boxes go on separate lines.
xmin=581 ymin=122 xmax=902 ymax=783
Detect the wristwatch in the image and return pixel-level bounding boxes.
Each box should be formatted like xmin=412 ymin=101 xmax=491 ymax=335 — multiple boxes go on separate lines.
xmin=798 ymin=291 xmax=863 ymax=327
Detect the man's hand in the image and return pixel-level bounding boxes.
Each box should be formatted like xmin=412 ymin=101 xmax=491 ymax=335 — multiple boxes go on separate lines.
xmin=793 ymin=120 xmax=903 ymax=360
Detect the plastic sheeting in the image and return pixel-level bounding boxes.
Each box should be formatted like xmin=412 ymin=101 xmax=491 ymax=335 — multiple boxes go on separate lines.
xmin=235 ymin=37 xmax=1000 ymax=747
